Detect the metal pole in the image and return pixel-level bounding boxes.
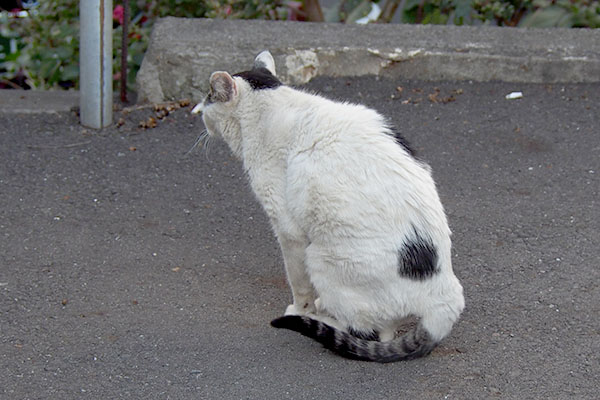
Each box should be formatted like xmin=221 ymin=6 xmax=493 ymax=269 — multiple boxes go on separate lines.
xmin=80 ymin=0 xmax=112 ymax=129
xmin=120 ymin=0 xmax=129 ymax=103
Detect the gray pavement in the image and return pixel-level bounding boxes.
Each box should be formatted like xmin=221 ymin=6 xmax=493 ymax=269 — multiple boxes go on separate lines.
xmin=1 ymin=77 xmax=598 ymax=399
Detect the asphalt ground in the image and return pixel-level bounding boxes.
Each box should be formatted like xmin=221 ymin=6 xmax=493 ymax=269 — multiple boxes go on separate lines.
xmin=1 ymin=77 xmax=599 ymax=399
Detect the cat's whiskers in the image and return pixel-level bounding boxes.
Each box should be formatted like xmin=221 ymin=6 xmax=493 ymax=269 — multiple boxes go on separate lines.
xmin=184 ymin=129 xmax=209 ymax=157
xmin=202 ymin=133 xmax=213 ymax=161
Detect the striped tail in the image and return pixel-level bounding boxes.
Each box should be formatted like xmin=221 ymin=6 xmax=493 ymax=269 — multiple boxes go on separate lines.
xmin=270 ymin=315 xmax=437 ymax=363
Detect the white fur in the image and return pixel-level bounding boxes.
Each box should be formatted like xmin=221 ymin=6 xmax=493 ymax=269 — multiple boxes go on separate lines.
xmin=197 ymin=52 xmax=464 ymax=343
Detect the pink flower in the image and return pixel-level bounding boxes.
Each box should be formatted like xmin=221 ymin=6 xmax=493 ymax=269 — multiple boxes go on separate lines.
xmin=113 ymin=5 xmax=124 ymax=25
xmin=287 ymin=1 xmax=302 ymax=21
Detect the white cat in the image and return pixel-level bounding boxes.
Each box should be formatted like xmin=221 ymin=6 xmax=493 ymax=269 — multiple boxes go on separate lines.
xmin=192 ymin=51 xmax=464 ymax=362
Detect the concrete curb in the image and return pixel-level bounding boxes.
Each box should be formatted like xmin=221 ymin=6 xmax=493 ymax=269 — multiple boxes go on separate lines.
xmin=136 ymin=18 xmax=600 ymax=103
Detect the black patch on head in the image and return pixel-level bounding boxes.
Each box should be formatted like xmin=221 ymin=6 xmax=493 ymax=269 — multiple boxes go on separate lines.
xmin=233 ymin=67 xmax=282 ymax=90
xmin=390 ymin=128 xmax=415 ymax=156
xmin=398 ymin=231 xmax=439 ymax=280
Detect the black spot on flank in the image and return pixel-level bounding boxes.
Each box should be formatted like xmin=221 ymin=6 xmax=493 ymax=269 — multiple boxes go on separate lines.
xmin=390 ymin=128 xmax=415 ymax=156
xmin=397 ymin=232 xmax=439 ymax=280
xmin=233 ymin=67 xmax=282 ymax=90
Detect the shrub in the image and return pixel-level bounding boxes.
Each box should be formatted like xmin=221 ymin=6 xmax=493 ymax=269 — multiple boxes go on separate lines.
xmin=0 ymin=1 xmax=286 ymax=90
xmin=1 ymin=0 xmax=598 ymax=91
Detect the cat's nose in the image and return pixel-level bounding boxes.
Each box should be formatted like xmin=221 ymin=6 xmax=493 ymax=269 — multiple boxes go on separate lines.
xmin=191 ymin=102 xmax=204 ymax=114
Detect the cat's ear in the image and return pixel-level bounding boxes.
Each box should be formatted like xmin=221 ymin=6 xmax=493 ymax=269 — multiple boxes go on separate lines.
xmin=254 ymin=50 xmax=276 ymax=76
xmin=209 ymin=71 xmax=237 ymax=103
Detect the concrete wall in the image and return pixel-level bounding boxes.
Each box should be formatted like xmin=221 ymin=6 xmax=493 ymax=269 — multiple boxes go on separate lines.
xmin=137 ymin=18 xmax=600 ymax=103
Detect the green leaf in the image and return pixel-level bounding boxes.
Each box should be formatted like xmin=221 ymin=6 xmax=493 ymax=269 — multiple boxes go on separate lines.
xmin=53 ymin=46 xmax=74 ymax=60
xmin=454 ymin=0 xmax=473 ymax=20
xmin=324 ymin=4 xmax=341 ymax=22
xmin=404 ymin=0 xmax=422 ymax=12
xmin=345 ymin=0 xmax=372 ymax=23
xmin=519 ymin=6 xmax=574 ymax=27
xmin=61 ymin=64 xmax=79 ymax=81
xmin=422 ymin=8 xmax=449 ymax=25
xmin=402 ymin=0 xmax=422 ymax=23
xmin=38 ymin=59 xmax=60 ymax=80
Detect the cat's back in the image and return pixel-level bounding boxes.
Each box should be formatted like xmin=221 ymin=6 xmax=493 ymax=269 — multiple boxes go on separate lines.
xmin=282 ymin=90 xmax=445 ymax=237
xmin=264 ymin=86 xmax=435 ymax=203
xmin=270 ymin=88 xmax=395 ymax=155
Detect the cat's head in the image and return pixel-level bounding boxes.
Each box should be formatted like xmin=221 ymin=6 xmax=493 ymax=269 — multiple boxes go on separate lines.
xmin=192 ymin=51 xmax=281 ymax=157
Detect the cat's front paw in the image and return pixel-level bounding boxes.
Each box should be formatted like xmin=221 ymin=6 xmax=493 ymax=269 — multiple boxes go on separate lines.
xmin=284 ymin=304 xmax=300 ymax=316
xmin=284 ymin=301 xmax=316 ymax=316
xmin=314 ymin=297 xmax=324 ymax=313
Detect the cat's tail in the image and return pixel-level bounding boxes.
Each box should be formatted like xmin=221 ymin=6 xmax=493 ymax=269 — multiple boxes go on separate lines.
xmin=270 ymin=315 xmax=440 ymax=363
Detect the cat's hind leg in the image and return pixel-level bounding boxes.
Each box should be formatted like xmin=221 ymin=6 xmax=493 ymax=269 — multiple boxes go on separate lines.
xmin=419 ymin=286 xmax=465 ymax=342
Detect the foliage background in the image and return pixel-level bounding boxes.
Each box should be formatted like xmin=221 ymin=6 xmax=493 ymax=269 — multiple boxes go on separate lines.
xmin=0 ymin=0 xmax=598 ymax=90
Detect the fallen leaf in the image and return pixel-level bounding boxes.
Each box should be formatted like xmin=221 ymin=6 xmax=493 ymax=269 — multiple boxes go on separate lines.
xmin=139 ymin=117 xmax=157 ymax=129
xmin=156 ymin=109 xmax=169 ymax=119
